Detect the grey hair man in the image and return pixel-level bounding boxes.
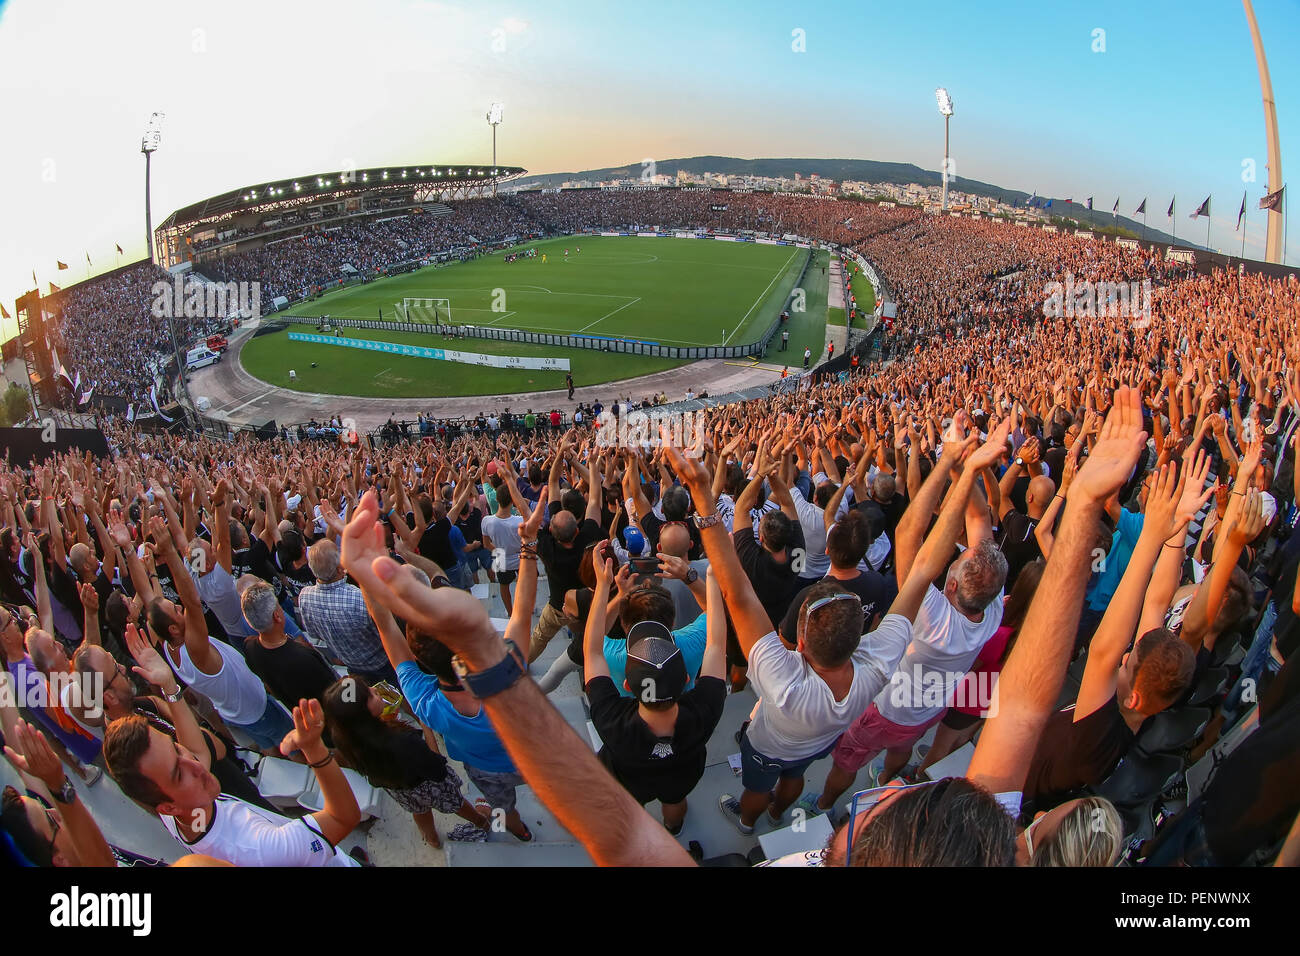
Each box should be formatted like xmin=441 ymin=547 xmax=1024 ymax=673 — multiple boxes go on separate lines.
xmin=297 ymin=541 xmax=396 ymax=684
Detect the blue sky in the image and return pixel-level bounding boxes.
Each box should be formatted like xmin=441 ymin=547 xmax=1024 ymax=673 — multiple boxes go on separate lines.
xmin=1 ymin=0 xmax=1296 ymax=340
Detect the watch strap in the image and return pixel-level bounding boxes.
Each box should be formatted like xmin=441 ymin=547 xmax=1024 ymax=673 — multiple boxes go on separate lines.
xmin=452 ymin=640 xmax=526 ymax=699
xmin=52 ymin=776 xmax=77 ymax=804
xmin=693 ymin=512 xmax=721 ymax=529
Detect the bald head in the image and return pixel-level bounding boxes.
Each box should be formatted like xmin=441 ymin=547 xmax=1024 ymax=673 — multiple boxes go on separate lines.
xmin=68 ymin=542 xmax=95 ymax=578
xmin=658 ymin=522 xmax=691 ymax=558
xmin=550 ymin=509 xmax=578 ymax=545
xmin=1026 ymin=475 xmax=1057 ymax=517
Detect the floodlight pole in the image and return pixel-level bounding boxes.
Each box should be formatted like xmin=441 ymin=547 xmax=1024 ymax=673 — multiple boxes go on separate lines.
xmin=143 ymin=148 xmax=154 ymax=262
xmin=941 ymin=112 xmax=950 ymax=212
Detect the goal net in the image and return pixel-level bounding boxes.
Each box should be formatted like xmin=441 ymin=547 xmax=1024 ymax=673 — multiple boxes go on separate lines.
xmin=398 ymin=297 xmax=451 ymax=324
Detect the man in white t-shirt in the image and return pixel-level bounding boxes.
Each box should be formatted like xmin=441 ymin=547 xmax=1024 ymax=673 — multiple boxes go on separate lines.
xmin=145 ymin=516 xmax=292 ymax=753
xmin=103 ymin=626 xmax=362 ymax=867
xmin=481 ymin=494 xmax=524 ymax=616
xmin=812 ymin=425 xmax=1010 ymax=813
xmin=661 ymin=427 xmax=994 ymax=836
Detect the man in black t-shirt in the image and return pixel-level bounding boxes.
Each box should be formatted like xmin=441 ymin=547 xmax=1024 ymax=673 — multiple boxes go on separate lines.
xmin=778 ymin=510 xmax=896 ymax=644
xmin=584 ymin=555 xmax=727 ymax=835
xmin=241 ymin=582 xmax=337 ymax=711
xmin=531 ymin=505 xmax=603 ymax=661
xmin=519 ymin=453 xmax=605 ymax=662
xmin=995 ymin=467 xmax=1055 ymax=590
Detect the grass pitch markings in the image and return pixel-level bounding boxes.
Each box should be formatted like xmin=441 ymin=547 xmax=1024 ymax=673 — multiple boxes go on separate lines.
xmin=724 ymin=248 xmax=800 ymax=345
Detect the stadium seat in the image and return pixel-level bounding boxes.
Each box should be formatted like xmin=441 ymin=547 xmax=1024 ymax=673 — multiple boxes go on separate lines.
xmin=255 ymin=757 xmax=313 ymax=810
xmin=1094 ymin=752 xmax=1183 ymax=811
xmin=297 ymin=768 xmax=384 ymax=820
xmin=1133 ymin=707 xmax=1210 ymax=758
xmin=1186 ymin=667 xmax=1228 ymax=708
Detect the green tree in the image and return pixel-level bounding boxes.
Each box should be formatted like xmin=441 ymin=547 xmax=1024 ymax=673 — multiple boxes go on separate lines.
xmin=3 ymin=383 xmax=32 ymax=426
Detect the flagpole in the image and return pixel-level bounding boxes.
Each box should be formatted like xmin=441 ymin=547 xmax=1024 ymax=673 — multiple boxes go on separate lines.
xmin=1241 ymin=208 xmax=1247 ymax=260
xmin=1206 ymin=214 xmax=1211 ymax=252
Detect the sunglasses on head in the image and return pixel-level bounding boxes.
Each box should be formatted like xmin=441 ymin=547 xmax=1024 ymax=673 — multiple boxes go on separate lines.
xmin=840 ymin=779 xmax=942 ymax=865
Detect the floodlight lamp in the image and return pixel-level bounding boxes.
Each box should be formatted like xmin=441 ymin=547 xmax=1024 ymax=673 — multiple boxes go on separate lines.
xmin=487 ymin=102 xmax=504 ymax=125
xmin=935 ymin=88 xmax=953 ymax=116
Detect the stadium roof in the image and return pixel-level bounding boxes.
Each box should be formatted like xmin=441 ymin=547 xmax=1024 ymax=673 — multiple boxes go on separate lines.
xmin=157 ymin=164 xmax=527 ymax=231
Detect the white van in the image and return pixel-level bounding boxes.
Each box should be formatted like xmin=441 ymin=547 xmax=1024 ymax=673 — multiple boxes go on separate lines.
xmin=185 ymin=346 xmax=221 ymax=371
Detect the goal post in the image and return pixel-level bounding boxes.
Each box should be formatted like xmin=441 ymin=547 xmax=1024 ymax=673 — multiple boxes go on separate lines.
xmin=399 ymin=297 xmax=452 ymax=324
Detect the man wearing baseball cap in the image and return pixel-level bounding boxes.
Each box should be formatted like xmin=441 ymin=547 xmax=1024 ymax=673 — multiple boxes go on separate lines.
xmin=582 ymin=552 xmax=727 ymax=835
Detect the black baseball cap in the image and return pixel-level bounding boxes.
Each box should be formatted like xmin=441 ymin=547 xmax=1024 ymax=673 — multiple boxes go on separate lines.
xmin=624 ymin=621 xmax=688 ymax=703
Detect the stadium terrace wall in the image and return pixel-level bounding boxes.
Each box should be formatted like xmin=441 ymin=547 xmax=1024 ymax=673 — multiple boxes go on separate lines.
xmin=277 ymin=232 xmax=816 ymax=361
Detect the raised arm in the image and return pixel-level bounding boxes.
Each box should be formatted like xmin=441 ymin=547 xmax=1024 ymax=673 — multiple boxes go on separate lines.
xmin=967 ymin=387 xmax=1148 ymax=795
xmin=583 ymin=545 xmax=615 ymax=685
xmin=346 ymin=501 xmax=691 ymax=866
xmin=662 ymin=436 xmax=772 ymax=659
xmin=1076 ymin=461 xmax=1183 ymax=719
xmin=148 ymin=516 xmax=218 ymax=673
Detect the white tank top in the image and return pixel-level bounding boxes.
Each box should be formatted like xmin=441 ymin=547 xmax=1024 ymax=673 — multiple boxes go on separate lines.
xmin=166 ymin=636 xmax=267 ymax=726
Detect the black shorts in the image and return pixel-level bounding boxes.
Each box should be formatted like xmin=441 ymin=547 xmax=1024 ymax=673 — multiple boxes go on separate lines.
xmin=941 ymin=708 xmax=982 ymax=732
xmin=497 ymin=569 xmax=517 ymax=586
xmin=617 ymin=768 xmax=705 ymax=808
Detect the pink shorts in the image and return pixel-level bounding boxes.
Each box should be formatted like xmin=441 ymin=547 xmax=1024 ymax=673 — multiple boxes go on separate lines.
xmin=832 ymin=703 xmax=944 ymax=773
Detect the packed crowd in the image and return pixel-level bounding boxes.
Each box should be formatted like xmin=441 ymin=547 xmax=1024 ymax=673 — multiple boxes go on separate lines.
xmin=202 ymin=201 xmax=541 ymax=303
xmin=44 ymin=262 xmax=222 ymax=401
xmin=3 ymin=232 xmax=1298 ymax=865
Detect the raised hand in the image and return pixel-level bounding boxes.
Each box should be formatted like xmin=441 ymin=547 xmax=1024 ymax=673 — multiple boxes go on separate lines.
xmin=1173 ymin=449 xmax=1215 ymax=527
xmin=1224 ymin=488 xmax=1267 ymax=549
xmin=125 ymin=622 xmax=175 ymax=690
xmin=1070 ymin=386 xmax=1148 ymax=504
xmin=280 ymin=698 xmax=327 ymax=758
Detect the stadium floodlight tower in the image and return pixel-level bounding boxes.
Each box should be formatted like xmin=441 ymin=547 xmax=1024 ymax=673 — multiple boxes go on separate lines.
xmin=141 ymin=112 xmax=164 ymax=262
xmin=935 ymin=88 xmax=954 ymax=211
xmin=487 ymin=102 xmax=504 ymax=196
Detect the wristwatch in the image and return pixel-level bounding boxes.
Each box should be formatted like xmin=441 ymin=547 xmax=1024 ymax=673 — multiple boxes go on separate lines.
xmin=1015 ymin=457 xmax=1024 ymax=467
xmin=51 ymin=776 xmax=77 ymax=805
xmin=685 ymin=568 xmax=699 ymax=584
xmin=451 ymin=639 xmax=527 ymax=698
xmin=692 ymin=512 xmax=721 ymax=529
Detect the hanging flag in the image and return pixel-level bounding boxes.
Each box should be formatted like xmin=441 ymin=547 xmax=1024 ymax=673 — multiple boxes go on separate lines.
xmin=0 ymin=303 xmax=9 ymax=320
xmin=1190 ymin=196 xmax=1210 ymax=219
xmin=1167 ymin=198 xmax=1175 ymax=217
xmin=1045 ymin=199 xmax=1053 ymax=209
xmin=48 ymin=281 xmax=61 ymax=294
xmin=79 ymin=385 xmax=95 ymax=406
xmin=1112 ymin=198 xmax=1119 ymax=218
xmin=127 ymin=404 xmax=136 ymax=423
xmin=85 ymin=252 xmax=92 ymax=265
xmin=115 ymin=243 xmax=124 ymax=255
xmin=150 ymin=384 xmax=174 ymax=422
xmin=1065 ymin=197 xmax=1074 ymax=204
xmin=58 ymin=364 xmax=74 ymax=387
xmin=32 ymin=269 xmax=38 ymax=288
xmin=1236 ymin=192 xmax=1247 ymax=231
xmin=56 ymin=261 xmax=68 ymax=270
xmin=1086 ymin=197 xmax=1093 ymax=210
xmin=1135 ymin=198 xmax=1146 ymax=215
xmin=1259 ymin=185 xmax=1285 ymax=211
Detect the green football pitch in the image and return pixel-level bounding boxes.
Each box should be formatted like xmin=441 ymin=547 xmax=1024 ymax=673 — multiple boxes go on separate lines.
xmin=239 ymin=236 xmax=827 ymax=399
